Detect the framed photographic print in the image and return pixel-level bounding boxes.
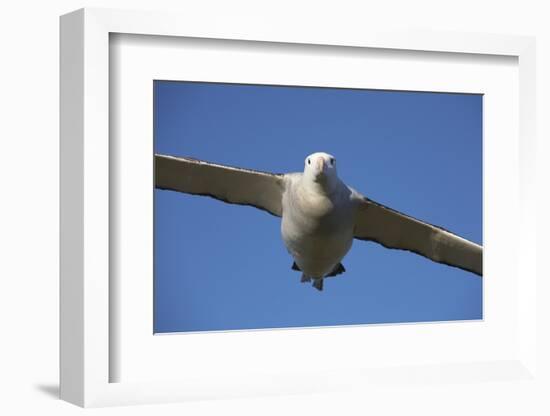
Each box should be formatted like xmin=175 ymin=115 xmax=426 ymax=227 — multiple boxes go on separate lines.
xmin=60 ymin=8 xmax=538 ymax=408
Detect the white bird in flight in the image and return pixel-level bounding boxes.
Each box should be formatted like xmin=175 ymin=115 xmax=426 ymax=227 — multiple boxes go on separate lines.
xmin=155 ymin=152 xmax=482 ymax=291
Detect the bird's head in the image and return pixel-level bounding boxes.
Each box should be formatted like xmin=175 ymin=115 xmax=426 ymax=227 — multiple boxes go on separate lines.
xmin=303 ymin=152 xmax=339 ymax=190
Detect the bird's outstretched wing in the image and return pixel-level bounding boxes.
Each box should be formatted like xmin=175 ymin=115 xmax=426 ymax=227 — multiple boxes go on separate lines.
xmin=155 ymin=154 xmax=285 ymax=217
xmin=353 ymin=195 xmax=482 ymax=276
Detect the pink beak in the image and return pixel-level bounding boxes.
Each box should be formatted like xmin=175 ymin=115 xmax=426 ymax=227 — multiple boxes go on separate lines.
xmin=316 ymin=158 xmax=325 ymax=172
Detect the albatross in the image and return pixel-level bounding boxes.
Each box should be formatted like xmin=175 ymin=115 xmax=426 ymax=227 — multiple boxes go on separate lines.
xmin=155 ymin=152 xmax=482 ymax=291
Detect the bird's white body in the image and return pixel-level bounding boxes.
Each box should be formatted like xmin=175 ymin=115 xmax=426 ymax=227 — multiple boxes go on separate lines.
xmin=281 ymin=153 xmax=358 ymax=280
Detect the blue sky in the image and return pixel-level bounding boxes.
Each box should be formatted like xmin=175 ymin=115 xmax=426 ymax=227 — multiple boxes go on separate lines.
xmin=154 ymin=81 xmax=482 ymax=333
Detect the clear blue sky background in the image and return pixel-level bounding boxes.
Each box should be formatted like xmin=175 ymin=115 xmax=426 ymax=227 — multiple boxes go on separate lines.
xmin=154 ymin=81 xmax=482 ymax=333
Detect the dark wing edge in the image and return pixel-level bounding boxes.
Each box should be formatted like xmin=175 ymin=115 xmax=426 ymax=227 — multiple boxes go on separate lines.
xmin=155 ymin=154 xmax=286 ymax=217
xmin=353 ymin=196 xmax=482 ymax=276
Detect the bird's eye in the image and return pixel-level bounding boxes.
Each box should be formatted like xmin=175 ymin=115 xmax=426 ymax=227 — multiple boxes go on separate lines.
xmin=330 ymin=158 xmax=335 ymax=165
xmin=307 ymin=158 xmax=311 ymax=165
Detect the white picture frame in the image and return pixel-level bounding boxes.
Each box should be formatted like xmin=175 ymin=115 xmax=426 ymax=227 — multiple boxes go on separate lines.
xmin=60 ymin=7 xmax=538 ymax=408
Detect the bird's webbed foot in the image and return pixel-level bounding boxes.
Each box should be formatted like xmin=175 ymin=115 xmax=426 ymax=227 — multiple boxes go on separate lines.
xmin=312 ymin=278 xmax=324 ymax=291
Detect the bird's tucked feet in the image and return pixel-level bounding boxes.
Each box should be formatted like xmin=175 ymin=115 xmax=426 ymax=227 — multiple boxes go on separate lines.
xmin=325 ymin=262 xmax=346 ymax=277
xmin=300 ymin=273 xmax=311 ymax=283
xmin=312 ymin=278 xmax=324 ymax=291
